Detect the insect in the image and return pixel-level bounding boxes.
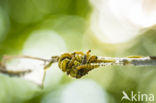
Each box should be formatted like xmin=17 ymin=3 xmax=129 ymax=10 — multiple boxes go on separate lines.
xmin=43 ymin=50 xmax=114 ymax=79
xmin=58 ymin=50 xmax=99 ymax=78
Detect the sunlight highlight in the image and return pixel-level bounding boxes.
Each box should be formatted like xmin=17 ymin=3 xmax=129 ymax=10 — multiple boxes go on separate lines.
xmin=90 ymin=0 xmax=156 ymax=44
xmin=21 ymin=30 xmax=67 ymax=86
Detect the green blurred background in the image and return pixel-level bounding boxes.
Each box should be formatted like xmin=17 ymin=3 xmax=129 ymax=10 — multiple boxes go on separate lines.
xmin=0 ymin=0 xmax=156 ymax=103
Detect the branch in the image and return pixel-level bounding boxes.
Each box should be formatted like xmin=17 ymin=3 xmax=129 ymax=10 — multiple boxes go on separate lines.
xmin=93 ymin=56 xmax=156 ymax=66
xmin=0 ymin=66 xmax=31 ymax=77
xmin=0 ymin=55 xmax=59 ymax=77
xmin=0 ymin=52 xmax=156 ymax=89
xmin=0 ymin=54 xmax=156 ymax=78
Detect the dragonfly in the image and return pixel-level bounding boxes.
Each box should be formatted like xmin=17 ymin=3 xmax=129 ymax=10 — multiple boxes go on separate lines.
xmin=0 ymin=50 xmax=156 ymax=88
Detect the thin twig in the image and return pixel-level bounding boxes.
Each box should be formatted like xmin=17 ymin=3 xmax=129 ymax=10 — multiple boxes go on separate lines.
xmin=2 ymin=55 xmax=51 ymax=63
xmin=92 ymin=56 xmax=156 ymax=66
xmin=0 ymin=55 xmax=156 ymax=78
xmin=0 ymin=53 xmax=156 ymax=89
xmin=0 ymin=55 xmax=59 ymax=77
xmin=0 ymin=66 xmax=31 ymax=77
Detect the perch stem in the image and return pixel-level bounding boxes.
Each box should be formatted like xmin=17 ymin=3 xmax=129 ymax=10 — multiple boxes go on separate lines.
xmin=0 ymin=66 xmax=31 ymax=77
xmin=1 ymin=55 xmax=156 ymax=77
xmin=2 ymin=55 xmax=51 ymax=63
xmin=0 ymin=55 xmax=59 ymax=77
xmin=94 ymin=56 xmax=156 ymax=66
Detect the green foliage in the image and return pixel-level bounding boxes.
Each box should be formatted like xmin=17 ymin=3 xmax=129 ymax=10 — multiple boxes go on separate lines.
xmin=0 ymin=0 xmax=156 ymax=103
